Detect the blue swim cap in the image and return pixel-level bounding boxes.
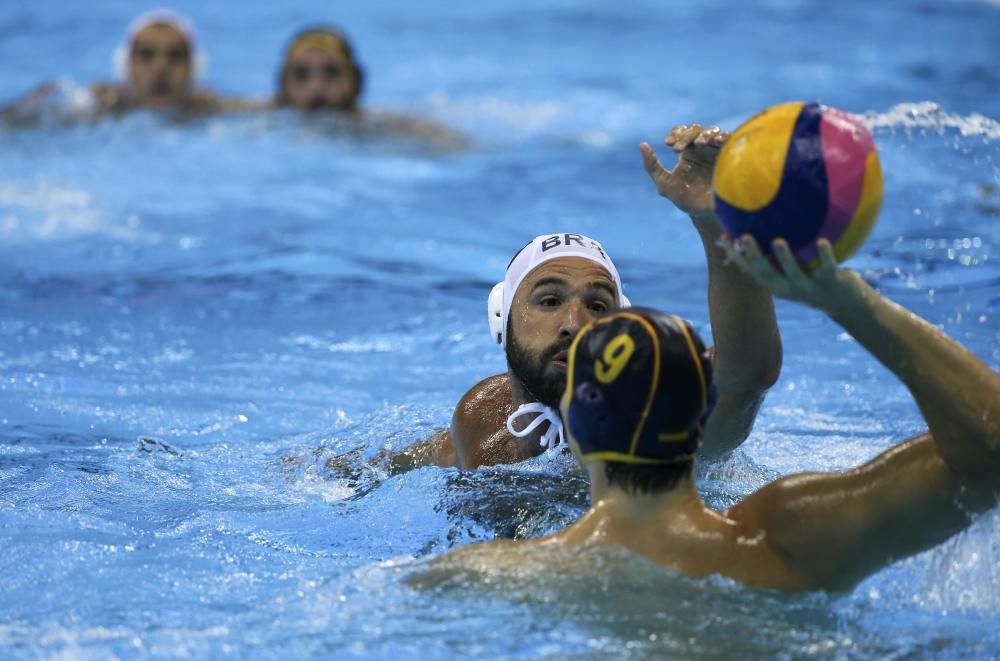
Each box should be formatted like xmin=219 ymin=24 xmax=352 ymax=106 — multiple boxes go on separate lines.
xmin=563 ymin=308 xmax=716 ymax=465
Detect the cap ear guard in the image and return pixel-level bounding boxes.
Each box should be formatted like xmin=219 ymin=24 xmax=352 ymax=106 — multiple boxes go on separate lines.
xmin=488 ymin=282 xmax=504 ymax=344
xmin=113 ymin=44 xmax=128 ymax=80
xmin=487 ymin=283 xmax=630 ymax=345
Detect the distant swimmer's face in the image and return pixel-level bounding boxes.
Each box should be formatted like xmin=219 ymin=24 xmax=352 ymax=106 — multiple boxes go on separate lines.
xmin=127 ymin=23 xmax=193 ymax=107
xmin=282 ymin=46 xmax=359 ymax=112
xmin=506 ymin=257 xmax=618 ymax=407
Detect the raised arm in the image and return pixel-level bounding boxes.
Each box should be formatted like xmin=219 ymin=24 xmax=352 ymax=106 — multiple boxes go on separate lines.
xmin=641 ymin=125 xmax=782 ymax=459
xmin=726 ymin=237 xmax=1000 ymax=590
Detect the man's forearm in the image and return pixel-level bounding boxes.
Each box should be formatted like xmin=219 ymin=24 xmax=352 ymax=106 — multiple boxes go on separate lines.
xmin=692 ymin=215 xmax=782 ymax=458
xmin=694 ymin=214 xmax=782 ymax=392
xmin=826 ymin=275 xmax=1000 ymax=479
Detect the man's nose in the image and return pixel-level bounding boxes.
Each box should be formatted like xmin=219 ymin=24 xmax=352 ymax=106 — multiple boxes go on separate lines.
xmin=151 ymin=55 xmax=171 ymax=73
xmin=303 ymin=77 xmax=324 ymax=95
xmin=558 ymin=301 xmax=585 ymax=339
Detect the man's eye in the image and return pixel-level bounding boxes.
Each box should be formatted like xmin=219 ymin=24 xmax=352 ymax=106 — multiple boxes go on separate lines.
xmin=588 ymin=301 xmax=609 ymax=312
xmin=135 ymin=47 xmax=156 ymax=61
xmin=539 ymin=296 xmax=560 ymax=307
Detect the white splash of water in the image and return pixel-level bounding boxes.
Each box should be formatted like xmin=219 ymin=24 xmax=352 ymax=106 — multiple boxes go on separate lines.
xmin=864 ymin=102 xmax=1000 ymax=140
xmin=0 ymin=182 xmax=151 ymax=243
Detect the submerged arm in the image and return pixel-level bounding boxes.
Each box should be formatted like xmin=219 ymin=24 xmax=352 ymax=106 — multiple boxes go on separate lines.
xmin=641 ymin=124 xmax=782 ymax=459
xmin=382 ymin=428 xmax=457 ymax=473
xmin=361 ymin=109 xmax=470 ymax=151
xmin=1 ymin=83 xmax=59 ymax=124
xmin=351 ymin=373 xmax=519 ymax=474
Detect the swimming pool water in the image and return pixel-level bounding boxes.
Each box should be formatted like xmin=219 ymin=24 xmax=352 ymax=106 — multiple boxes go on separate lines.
xmin=1 ymin=0 xmax=999 ymax=658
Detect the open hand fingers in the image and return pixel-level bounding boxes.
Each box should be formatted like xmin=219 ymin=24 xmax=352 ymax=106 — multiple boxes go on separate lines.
xmin=722 ymin=235 xmax=794 ymax=294
xmin=694 ymin=125 xmax=728 ymax=148
xmin=739 ymin=235 xmax=787 ymax=282
xmin=665 ymin=123 xmax=704 ymax=152
xmin=725 ymin=234 xmax=847 ymax=307
xmin=720 ymin=234 xmax=765 ymax=277
xmin=640 ymin=142 xmax=670 ymax=185
xmin=815 ymin=239 xmax=838 ymax=277
xmin=664 ymin=124 xmax=686 ymax=147
xmin=720 ymin=234 xmax=746 ymax=269
xmin=666 ymin=123 xmax=727 ymax=151
xmin=771 ymin=239 xmax=813 ymax=289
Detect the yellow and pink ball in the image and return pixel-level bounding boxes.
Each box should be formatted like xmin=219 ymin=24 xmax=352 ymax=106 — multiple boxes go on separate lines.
xmin=713 ymin=102 xmax=883 ymax=269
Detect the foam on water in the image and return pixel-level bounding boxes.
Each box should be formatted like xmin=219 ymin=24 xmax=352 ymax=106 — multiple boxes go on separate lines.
xmin=866 ymin=102 xmax=1000 ymax=141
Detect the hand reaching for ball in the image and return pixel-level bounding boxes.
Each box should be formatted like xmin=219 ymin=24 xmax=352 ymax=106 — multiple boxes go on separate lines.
xmin=720 ymin=235 xmax=867 ymax=314
xmin=641 ymin=123 xmax=728 ymax=220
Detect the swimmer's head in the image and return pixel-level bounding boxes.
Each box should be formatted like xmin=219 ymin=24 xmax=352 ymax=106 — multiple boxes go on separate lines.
xmin=114 ymin=10 xmax=203 ymax=107
xmin=560 ymin=308 xmax=716 ymax=491
xmin=493 ymin=234 xmax=627 ymax=408
xmin=276 ymin=27 xmax=364 ymax=113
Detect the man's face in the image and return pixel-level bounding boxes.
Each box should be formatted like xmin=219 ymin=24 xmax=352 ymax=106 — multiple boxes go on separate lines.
xmin=127 ymin=23 xmax=193 ymax=107
xmin=506 ymin=257 xmax=617 ymax=407
xmin=283 ymin=47 xmax=358 ymax=112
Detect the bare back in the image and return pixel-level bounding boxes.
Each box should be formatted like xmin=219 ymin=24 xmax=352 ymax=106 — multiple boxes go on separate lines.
xmin=533 ymin=430 xmax=996 ymax=592
xmin=546 ymin=494 xmax=806 ymax=591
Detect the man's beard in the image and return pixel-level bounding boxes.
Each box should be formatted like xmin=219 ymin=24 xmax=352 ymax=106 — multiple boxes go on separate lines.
xmin=506 ymin=330 xmax=569 ymax=408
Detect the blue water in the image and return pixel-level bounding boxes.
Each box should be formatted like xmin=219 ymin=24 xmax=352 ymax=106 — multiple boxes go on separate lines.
xmin=1 ymin=0 xmax=999 ymax=658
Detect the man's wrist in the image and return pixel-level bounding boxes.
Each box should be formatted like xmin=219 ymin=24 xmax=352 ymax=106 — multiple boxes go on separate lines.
xmin=690 ymin=211 xmax=719 ymax=224
xmin=691 ymin=212 xmax=724 ymax=243
xmin=822 ymin=271 xmax=876 ymax=323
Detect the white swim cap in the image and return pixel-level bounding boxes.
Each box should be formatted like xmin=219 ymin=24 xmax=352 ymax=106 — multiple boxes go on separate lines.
xmin=488 ymin=233 xmax=627 ymax=347
xmin=112 ymin=9 xmax=206 ymax=82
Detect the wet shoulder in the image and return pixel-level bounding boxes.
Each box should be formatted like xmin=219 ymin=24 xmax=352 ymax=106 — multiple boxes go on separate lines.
xmin=451 ymin=374 xmax=516 ymax=468
xmin=454 ymin=374 xmax=513 ymax=434
xmin=721 ymin=475 xmax=836 ymax=590
xmin=456 ymin=374 xmax=510 ymax=411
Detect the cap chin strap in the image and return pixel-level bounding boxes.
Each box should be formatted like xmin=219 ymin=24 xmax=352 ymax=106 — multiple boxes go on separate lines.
xmin=506 ymin=403 xmax=564 ymax=451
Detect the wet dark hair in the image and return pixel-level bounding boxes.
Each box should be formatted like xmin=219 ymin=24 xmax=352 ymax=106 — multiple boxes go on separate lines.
xmin=275 ymin=26 xmax=365 ymax=109
xmin=603 ymin=460 xmax=694 ymax=495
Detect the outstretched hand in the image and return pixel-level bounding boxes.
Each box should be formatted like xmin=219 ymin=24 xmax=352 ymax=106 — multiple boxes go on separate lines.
xmin=641 ymin=123 xmax=727 ymax=219
xmin=720 ymin=235 xmax=864 ymax=313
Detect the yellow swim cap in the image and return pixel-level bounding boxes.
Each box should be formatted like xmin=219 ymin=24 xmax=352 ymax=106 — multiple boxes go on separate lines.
xmin=287 ymin=31 xmax=352 ymax=61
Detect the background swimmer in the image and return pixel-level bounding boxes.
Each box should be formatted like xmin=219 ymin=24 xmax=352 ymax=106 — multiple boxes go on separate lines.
xmin=427 ymin=246 xmax=1000 ymax=591
xmin=275 ymin=27 xmax=363 ymax=113
xmin=387 ymin=124 xmax=783 ymax=471
xmin=273 ymin=26 xmax=467 ymax=148
xmin=1 ymin=10 xmax=252 ymax=123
